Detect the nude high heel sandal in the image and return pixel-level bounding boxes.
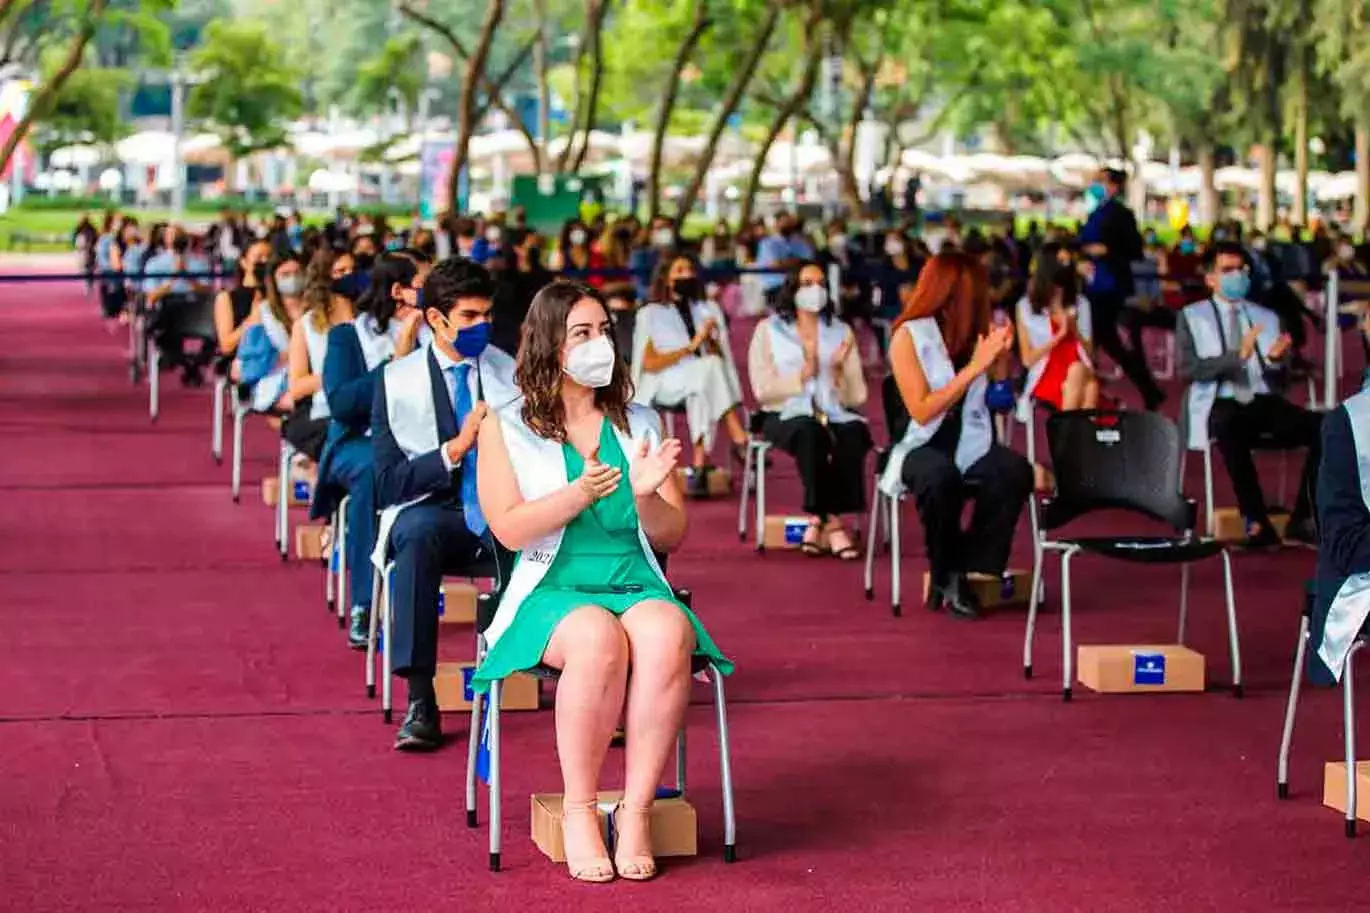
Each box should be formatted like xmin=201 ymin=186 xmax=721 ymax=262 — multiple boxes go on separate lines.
xmin=561 ymin=799 xmax=615 ymax=883
xmin=612 ymin=803 xmax=658 ymax=881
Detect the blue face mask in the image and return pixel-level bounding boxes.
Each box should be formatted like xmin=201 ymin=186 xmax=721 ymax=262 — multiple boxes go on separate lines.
xmin=1179 ymin=240 xmax=1196 ymax=255
xmin=453 ymin=320 xmax=492 ymax=358
xmin=1217 ymin=271 xmax=1250 ymax=301
xmin=1085 ymin=182 xmax=1107 ymax=203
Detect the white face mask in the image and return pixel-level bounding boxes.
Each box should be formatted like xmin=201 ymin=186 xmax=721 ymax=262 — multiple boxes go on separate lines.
xmin=569 ymin=228 xmax=588 ymax=246
xmin=275 ymin=273 xmax=304 ymax=296
xmin=563 ymin=334 xmax=616 ymax=389
xmin=794 ymin=285 xmax=827 ymax=313
xmin=485 ymin=227 xmax=502 ymax=244
xmin=1339 ymin=243 xmax=1356 ymax=261
xmin=885 ymin=238 xmax=905 ymax=257
xmin=651 ymin=228 xmax=674 ymax=249
xmin=828 ymin=234 xmax=847 ymax=252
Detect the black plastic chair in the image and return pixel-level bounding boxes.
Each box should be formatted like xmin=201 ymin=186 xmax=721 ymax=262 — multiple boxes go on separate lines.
xmin=147 ymin=292 xmax=216 ymax=422
xmin=463 ymin=553 xmax=737 ymax=872
xmin=1023 ymin=409 xmax=1243 ymax=700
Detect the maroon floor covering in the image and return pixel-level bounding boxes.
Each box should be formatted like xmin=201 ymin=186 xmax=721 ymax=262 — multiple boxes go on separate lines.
xmin=1 ymin=281 xmax=1364 ymax=911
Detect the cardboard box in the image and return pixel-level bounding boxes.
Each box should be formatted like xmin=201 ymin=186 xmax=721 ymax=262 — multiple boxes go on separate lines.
xmin=295 ymin=524 xmax=325 ymax=561
xmin=760 ymin=515 xmax=827 ymax=550
xmin=676 ymin=467 xmax=733 ymax=497
xmin=1212 ymin=508 xmax=1290 ymax=542
xmin=434 ymin=662 xmax=539 ymax=712
xmin=1077 ymin=645 xmax=1205 ymax=694
xmin=1034 ymin=464 xmax=1055 ymax=493
xmin=438 ymin=581 xmax=479 ymax=625
xmin=262 ymin=476 xmax=314 ymax=508
xmin=922 ymin=570 xmax=1031 ymax=608
xmin=531 ymin=791 xmax=697 ymax=863
xmin=1322 ymin=761 xmax=1370 ymax=823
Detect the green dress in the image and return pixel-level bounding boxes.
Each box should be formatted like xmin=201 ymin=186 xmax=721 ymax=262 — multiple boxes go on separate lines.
xmin=471 ymin=418 xmax=733 ymax=693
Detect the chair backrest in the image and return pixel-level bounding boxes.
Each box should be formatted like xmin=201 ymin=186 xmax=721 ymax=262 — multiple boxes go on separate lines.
xmin=1042 ymin=409 xmax=1193 ymax=532
xmin=158 ymin=292 xmax=217 ymax=340
xmin=881 ymin=373 xmax=910 ymax=445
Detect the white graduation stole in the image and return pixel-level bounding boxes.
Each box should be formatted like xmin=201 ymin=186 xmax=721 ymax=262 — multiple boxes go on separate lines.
xmin=1182 ymin=299 xmax=1281 ymax=451
xmin=1319 ymin=390 xmax=1370 ymax=681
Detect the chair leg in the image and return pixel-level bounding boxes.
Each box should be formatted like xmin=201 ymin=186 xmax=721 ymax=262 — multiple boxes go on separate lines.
xmin=465 ymin=689 xmax=484 ymax=828
xmin=737 ymin=440 xmax=753 ymax=542
xmin=754 ymin=444 xmax=767 ymax=553
xmin=276 ymin=443 xmax=291 ymax=560
xmin=1343 ymin=642 xmax=1362 ymax=838
xmin=889 ymin=497 xmax=902 ymax=617
xmin=148 ymin=342 xmax=160 ymax=422
xmin=1203 ymin=444 xmax=1216 ymax=538
xmin=325 ymin=509 xmax=337 ymax=615
xmin=212 ymin=377 xmax=225 ymax=463
xmin=231 ymin=407 xmax=245 ymax=503
xmin=1277 ymin=613 xmax=1310 ymax=799
xmin=336 ymin=498 xmax=350 ymax=629
xmin=1220 ymin=549 xmax=1243 ymax=697
xmin=382 ymin=567 xmax=394 ymax=723
xmin=1061 ymin=548 xmax=1077 ymax=702
xmin=1024 ymin=541 xmax=1045 ymax=679
xmin=365 ymin=566 xmax=381 ymax=699
xmin=489 ymin=679 xmax=504 ymax=871
xmin=713 ymin=669 xmax=737 ymax=863
xmin=675 ymin=729 xmax=687 ymax=795
xmin=1177 ymin=563 xmax=1190 ymax=644
xmin=863 ymin=485 xmax=880 ymax=602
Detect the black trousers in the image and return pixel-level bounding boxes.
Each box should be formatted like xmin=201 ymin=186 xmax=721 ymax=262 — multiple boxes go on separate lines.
xmin=281 ymin=406 xmax=329 ymax=462
xmin=1209 ymin=394 xmax=1323 ymax=525
xmin=762 ymin=415 xmax=872 ymax=518
xmin=900 ymin=443 xmax=1033 ymax=581
xmin=1093 ymin=292 xmax=1164 ymax=409
xmin=388 ymin=502 xmax=486 ymax=680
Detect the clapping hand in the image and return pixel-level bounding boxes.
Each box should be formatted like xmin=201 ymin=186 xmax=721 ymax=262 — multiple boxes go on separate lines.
xmin=831 ymin=334 xmax=854 ymax=381
xmin=576 ymin=457 xmax=622 ymax=503
xmin=1239 ymin=324 xmax=1263 ymax=361
xmin=1268 ymin=333 xmax=1293 ymax=361
xmin=969 ymin=324 xmax=1015 ymax=374
xmin=629 ymin=436 xmax=683 ymax=498
xmin=395 ymin=310 xmax=423 ymax=357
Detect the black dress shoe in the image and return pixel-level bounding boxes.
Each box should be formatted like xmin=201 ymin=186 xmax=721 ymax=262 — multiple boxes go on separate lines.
xmin=394 ymin=696 xmax=443 ymax=751
xmin=1238 ymin=524 xmax=1282 ymax=551
xmin=1283 ymin=517 xmax=1318 ymax=549
xmin=939 ymin=575 xmax=982 ymax=620
xmin=347 ymin=609 xmax=370 ymax=650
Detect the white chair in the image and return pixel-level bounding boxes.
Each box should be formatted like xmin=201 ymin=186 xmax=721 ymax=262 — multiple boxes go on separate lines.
xmin=861 ymin=450 xmax=905 ymax=616
xmin=1181 ymin=435 xmax=1295 ymax=538
xmin=464 ymin=586 xmax=738 ymax=871
xmin=275 ymin=439 xmax=294 ymax=560
xmin=326 ymin=495 xmax=350 ymax=629
xmin=735 ymin=412 xmax=771 ymax=550
xmin=230 ymin=394 xmax=249 ymax=503
xmin=211 ymin=374 xmax=229 ymax=464
xmin=1276 ymin=589 xmax=1366 ymax=837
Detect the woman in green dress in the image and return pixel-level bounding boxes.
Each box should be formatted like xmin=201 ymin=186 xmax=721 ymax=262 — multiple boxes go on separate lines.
xmin=475 ymin=280 xmax=732 ymax=884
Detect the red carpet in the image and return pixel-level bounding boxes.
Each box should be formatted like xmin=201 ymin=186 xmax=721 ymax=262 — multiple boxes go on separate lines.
xmin=0 ymin=280 xmax=1363 ymax=912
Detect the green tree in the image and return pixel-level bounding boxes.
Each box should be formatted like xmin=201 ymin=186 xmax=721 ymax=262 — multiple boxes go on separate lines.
xmin=186 ymin=19 xmax=303 ymax=160
xmin=1314 ymin=0 xmax=1370 ymax=230
xmin=352 ymin=34 xmax=423 ymax=131
xmin=29 ymin=62 xmax=131 ymax=155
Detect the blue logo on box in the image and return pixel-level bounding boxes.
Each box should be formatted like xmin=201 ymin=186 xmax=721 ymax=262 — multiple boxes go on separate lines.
xmin=292 ymin=479 xmax=311 ymax=502
xmin=784 ymin=519 xmax=806 ymax=546
xmin=462 ymin=665 xmax=476 ymax=702
xmin=1133 ymin=652 xmax=1166 ymax=685
xmin=1000 ymin=574 xmax=1016 ymax=600
xmin=330 ymin=544 xmax=339 ymax=573
xmin=437 ymin=587 xmax=445 ymax=617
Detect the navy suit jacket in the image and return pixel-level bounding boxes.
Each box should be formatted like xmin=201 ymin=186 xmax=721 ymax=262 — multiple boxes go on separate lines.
xmin=372 ymin=347 xmax=463 ymax=510
xmin=1312 ymin=403 xmax=1368 ymax=684
xmin=310 ymin=323 xmax=384 ymax=519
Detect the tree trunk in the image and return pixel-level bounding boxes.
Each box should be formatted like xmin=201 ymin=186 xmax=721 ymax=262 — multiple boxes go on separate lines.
xmin=646 ymin=0 xmax=710 ymax=222
xmin=1355 ymin=124 xmax=1370 ymax=237
xmin=1257 ymin=136 xmax=1277 ymax=231
xmin=739 ymin=38 xmax=823 ymax=230
xmin=448 ymin=0 xmax=504 ymax=210
xmin=837 ymin=55 xmax=878 ymax=214
xmin=1292 ymin=39 xmax=1309 ymax=226
xmin=0 ymin=0 xmax=106 ymax=179
xmin=673 ymin=1 xmax=779 ymax=220
xmin=533 ymin=0 xmax=550 ymax=174
xmin=1197 ymin=143 xmax=1218 ymax=227
xmin=568 ymin=0 xmax=610 ymax=174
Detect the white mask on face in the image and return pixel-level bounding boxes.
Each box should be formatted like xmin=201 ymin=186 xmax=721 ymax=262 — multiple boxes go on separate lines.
xmin=885 ymin=238 xmax=905 ymax=257
xmin=794 ymin=285 xmax=827 ymax=313
xmin=485 ymin=226 xmax=502 ymax=244
xmin=564 ymin=334 xmax=617 ymax=389
xmin=651 ymin=228 xmax=674 ymax=249
xmin=1339 ymin=243 xmax=1356 ymax=261
xmin=569 ymin=228 xmax=588 ymax=246
xmin=828 ymin=234 xmax=847 ymax=252
xmin=275 ymin=273 xmax=304 ymax=296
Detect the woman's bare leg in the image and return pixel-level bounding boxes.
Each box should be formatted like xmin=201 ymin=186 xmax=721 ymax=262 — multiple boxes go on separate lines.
xmin=1081 ymin=374 xmax=1100 ymax=409
xmin=616 ymin=599 xmax=696 ymax=873
xmin=542 ymin=605 xmax=630 ymax=876
xmin=723 ymin=408 xmax=747 ymax=446
xmin=1061 ymin=361 xmax=1090 ymax=411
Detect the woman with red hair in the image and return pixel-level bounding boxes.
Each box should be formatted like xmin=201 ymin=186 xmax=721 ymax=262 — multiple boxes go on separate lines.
xmin=879 ymin=252 xmax=1033 ymax=619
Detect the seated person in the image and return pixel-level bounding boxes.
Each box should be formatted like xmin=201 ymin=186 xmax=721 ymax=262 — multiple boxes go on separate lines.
xmin=213 ymin=240 xmax=271 ymax=369
xmin=881 ymin=252 xmax=1033 ymax=619
xmin=473 ymin=280 xmax=732 ymax=883
xmin=370 ymin=257 xmax=519 ymax=749
xmin=143 ymin=225 xmax=214 ymax=384
xmin=1016 ymin=243 xmax=1099 ymax=412
xmin=1311 ymin=383 xmax=1370 ymax=686
xmin=748 ymin=261 xmax=870 ymax=559
xmin=283 ymin=249 xmax=354 ymax=463
xmin=1177 ymin=242 xmax=1320 ymax=548
xmin=630 ymin=252 xmax=748 ymax=492
xmin=234 ymin=253 xmax=306 ymax=414
xmin=316 ymin=252 xmax=427 ymax=647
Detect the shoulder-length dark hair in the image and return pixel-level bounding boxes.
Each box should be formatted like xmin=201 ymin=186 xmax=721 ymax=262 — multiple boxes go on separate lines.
xmin=355 ymin=251 xmax=418 ymax=333
xmin=516 ymin=279 xmax=633 ymax=442
xmin=647 ymin=250 xmax=699 ymax=303
xmin=890 ymin=251 xmax=988 ymax=362
xmin=1027 ymin=253 xmax=1078 ymax=315
xmin=775 ymin=260 xmax=834 ymax=325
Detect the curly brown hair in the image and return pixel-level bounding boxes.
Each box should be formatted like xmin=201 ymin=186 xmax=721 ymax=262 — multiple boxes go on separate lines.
xmin=516 ymin=279 xmax=633 ymax=442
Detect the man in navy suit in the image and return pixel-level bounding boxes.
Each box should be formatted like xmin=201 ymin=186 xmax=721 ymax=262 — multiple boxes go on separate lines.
xmin=371 ymin=257 xmax=518 ymax=750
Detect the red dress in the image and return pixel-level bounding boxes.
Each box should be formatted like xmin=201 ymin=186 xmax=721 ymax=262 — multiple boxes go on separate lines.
xmin=1033 ymin=316 xmax=1082 ymax=411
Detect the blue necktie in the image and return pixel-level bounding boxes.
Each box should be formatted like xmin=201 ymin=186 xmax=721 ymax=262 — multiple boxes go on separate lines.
xmin=449 ymin=363 xmax=487 ymax=535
